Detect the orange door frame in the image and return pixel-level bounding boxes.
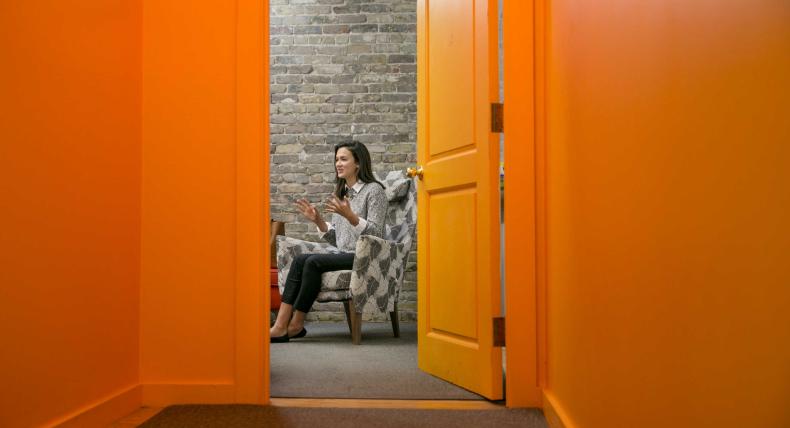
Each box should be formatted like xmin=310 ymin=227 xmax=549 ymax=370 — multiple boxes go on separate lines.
xmin=503 ymin=0 xmax=547 ymax=407
xmin=232 ymin=0 xmax=546 ymax=407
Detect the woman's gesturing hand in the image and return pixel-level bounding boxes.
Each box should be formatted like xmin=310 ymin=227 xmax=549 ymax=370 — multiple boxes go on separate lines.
xmin=325 ymin=195 xmax=360 ymax=226
xmin=295 ymin=198 xmax=322 ymax=224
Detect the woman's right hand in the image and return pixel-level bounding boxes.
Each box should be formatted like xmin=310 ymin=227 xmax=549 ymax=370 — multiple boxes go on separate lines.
xmin=295 ymin=198 xmax=322 ymax=224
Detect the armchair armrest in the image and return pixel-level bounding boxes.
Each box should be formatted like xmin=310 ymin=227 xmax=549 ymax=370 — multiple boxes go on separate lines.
xmin=276 ymin=236 xmax=340 ymax=292
xmin=349 ymin=235 xmax=408 ymax=314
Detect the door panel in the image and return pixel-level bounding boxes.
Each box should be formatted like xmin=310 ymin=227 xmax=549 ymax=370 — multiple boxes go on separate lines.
xmin=428 ymin=189 xmax=478 ymax=338
xmin=427 ymin=0 xmax=474 ymax=157
xmin=417 ymin=0 xmax=502 ymax=400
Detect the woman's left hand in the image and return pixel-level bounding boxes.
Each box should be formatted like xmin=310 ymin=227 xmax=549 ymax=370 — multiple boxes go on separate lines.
xmin=325 ymin=195 xmax=359 ymax=225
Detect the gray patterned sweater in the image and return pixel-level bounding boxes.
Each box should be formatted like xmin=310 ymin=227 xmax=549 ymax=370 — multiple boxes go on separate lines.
xmin=322 ymin=181 xmax=387 ymax=252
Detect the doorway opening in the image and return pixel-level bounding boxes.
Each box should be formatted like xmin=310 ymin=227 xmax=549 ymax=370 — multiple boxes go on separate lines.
xmin=266 ymin=0 xmax=488 ymax=401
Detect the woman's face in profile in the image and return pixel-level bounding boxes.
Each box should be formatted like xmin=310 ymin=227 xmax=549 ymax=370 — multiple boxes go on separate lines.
xmin=335 ymin=147 xmax=359 ymax=180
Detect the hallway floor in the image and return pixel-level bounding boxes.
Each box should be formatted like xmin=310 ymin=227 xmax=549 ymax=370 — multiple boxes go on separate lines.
xmin=136 ymin=404 xmax=548 ymax=428
xmin=270 ymin=322 xmax=483 ymax=400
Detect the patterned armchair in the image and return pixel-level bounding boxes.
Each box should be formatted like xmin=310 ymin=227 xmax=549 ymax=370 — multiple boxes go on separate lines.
xmin=276 ymin=170 xmax=417 ymax=344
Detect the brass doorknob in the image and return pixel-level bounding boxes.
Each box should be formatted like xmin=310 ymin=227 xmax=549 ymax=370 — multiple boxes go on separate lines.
xmin=406 ymin=166 xmax=424 ymax=179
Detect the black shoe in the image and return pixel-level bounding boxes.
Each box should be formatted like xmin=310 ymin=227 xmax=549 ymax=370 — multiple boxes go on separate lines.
xmin=270 ymin=332 xmax=290 ymax=343
xmin=290 ymin=328 xmax=307 ymax=339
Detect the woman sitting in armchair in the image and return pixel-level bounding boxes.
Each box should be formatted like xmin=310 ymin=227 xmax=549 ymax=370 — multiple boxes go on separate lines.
xmin=270 ymin=141 xmax=387 ymax=343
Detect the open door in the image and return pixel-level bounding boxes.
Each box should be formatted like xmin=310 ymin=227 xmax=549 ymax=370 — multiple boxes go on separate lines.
xmin=415 ymin=0 xmax=502 ymax=400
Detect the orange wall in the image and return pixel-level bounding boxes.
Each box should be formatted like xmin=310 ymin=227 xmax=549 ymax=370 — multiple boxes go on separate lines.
xmin=543 ymin=1 xmax=790 ymax=427
xmin=140 ymin=0 xmax=238 ymax=387
xmin=0 ymin=2 xmax=142 ymax=427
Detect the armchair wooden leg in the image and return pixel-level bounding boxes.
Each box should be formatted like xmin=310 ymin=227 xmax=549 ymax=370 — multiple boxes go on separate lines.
xmin=349 ymin=306 xmax=362 ymax=345
xmin=390 ymin=301 xmax=400 ymax=338
xmin=342 ymin=300 xmax=353 ymax=335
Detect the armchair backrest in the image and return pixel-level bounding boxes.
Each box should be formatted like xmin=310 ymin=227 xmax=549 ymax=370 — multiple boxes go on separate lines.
xmin=378 ymin=170 xmax=417 ymax=249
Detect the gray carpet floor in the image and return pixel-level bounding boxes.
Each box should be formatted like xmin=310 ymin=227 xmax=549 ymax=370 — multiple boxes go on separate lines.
xmin=140 ymin=405 xmax=548 ymax=428
xmin=270 ymin=322 xmax=485 ymax=400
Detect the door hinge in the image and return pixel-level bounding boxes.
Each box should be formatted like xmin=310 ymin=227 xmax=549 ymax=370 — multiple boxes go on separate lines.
xmin=493 ymin=317 xmax=505 ymax=347
xmin=491 ymin=103 xmax=504 ymax=133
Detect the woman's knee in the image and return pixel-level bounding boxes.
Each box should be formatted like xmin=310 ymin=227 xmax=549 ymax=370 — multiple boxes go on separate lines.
xmin=292 ymin=253 xmax=312 ymax=267
xmin=303 ymin=254 xmax=321 ymax=271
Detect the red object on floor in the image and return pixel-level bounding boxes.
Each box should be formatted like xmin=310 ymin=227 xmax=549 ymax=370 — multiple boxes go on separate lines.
xmin=270 ymin=268 xmax=281 ymax=310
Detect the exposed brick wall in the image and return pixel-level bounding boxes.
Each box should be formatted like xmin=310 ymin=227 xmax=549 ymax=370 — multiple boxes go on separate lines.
xmin=269 ymin=0 xmax=417 ymax=322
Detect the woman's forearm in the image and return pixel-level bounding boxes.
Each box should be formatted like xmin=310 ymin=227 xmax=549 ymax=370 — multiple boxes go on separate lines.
xmin=315 ymin=217 xmax=329 ymax=233
xmin=346 ymin=212 xmax=359 ymax=226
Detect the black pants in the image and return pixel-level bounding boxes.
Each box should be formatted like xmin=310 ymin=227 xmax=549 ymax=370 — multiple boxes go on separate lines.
xmin=281 ymin=252 xmax=355 ymax=313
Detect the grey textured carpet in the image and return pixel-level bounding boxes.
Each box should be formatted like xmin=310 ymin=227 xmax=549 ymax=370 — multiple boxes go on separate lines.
xmin=270 ymin=322 xmax=484 ymax=400
xmin=139 ymin=405 xmax=548 ymax=428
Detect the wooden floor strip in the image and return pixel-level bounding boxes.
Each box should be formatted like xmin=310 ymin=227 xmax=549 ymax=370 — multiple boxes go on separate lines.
xmin=269 ymin=398 xmax=506 ymax=410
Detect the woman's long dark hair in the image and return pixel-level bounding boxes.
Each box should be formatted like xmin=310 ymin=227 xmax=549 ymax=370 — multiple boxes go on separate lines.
xmin=333 ymin=141 xmax=384 ymax=198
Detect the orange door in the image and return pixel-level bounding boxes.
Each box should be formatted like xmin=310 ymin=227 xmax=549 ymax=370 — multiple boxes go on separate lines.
xmin=416 ymin=0 xmax=502 ymax=399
